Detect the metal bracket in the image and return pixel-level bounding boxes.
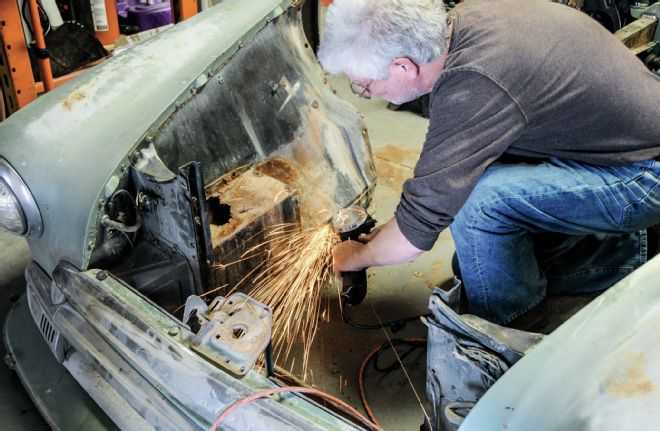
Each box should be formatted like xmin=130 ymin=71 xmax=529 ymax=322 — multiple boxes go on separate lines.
xmin=184 ymin=292 xmax=272 ymax=376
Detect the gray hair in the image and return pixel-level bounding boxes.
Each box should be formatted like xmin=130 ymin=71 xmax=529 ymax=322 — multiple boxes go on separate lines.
xmin=318 ymin=0 xmax=449 ymax=80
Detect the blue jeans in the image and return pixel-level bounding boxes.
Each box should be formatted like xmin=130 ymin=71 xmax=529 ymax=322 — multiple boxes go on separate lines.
xmin=449 ymin=158 xmax=660 ymax=324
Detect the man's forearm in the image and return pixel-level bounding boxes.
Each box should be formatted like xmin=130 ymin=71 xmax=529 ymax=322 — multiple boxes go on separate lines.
xmin=355 ymin=217 xmax=423 ymax=268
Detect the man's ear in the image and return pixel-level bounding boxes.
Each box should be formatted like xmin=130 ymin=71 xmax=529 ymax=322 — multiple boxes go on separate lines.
xmin=389 ymin=57 xmax=419 ymax=81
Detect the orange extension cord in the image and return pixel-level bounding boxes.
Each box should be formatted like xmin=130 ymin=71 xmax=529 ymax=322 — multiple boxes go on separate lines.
xmin=208 ymin=386 xmax=381 ymax=431
xmin=358 ymin=337 xmax=428 ymax=428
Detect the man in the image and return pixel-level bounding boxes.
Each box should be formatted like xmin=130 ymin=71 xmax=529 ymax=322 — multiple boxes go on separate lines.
xmin=319 ymin=0 xmax=660 ymax=324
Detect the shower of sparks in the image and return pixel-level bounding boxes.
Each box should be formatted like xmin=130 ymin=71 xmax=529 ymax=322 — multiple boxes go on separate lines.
xmin=246 ymin=223 xmax=340 ymax=379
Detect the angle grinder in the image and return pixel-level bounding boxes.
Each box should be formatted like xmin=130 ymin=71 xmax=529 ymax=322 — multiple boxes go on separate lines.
xmin=331 ymin=206 xmax=376 ymax=305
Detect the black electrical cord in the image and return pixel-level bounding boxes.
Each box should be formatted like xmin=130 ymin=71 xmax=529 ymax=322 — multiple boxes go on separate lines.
xmin=340 ymin=296 xmax=429 ymax=333
xmin=22 ymin=0 xmax=51 ymax=38
xmin=358 ymin=337 xmax=427 ymax=427
xmin=372 ymin=338 xmax=427 ymax=373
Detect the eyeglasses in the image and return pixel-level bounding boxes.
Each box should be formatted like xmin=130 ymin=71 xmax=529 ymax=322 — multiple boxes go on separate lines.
xmin=349 ymin=80 xmax=373 ymax=99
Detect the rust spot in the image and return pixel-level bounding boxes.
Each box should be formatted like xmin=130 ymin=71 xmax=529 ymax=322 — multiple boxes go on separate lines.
xmin=211 ymin=213 xmax=243 ymax=237
xmin=254 ymin=158 xmax=299 ymax=185
xmin=603 ymin=353 xmax=655 ymax=398
xmin=62 ymin=90 xmax=88 ymax=111
xmin=431 ymin=259 xmax=446 ymax=275
xmin=374 ymin=143 xmax=419 ymax=169
xmin=374 ymin=157 xmax=411 ymax=192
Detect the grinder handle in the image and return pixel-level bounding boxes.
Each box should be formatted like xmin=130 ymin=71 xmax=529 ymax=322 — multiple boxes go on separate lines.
xmin=341 ymin=270 xmax=368 ymax=305
xmin=338 ymin=215 xmax=376 ymax=306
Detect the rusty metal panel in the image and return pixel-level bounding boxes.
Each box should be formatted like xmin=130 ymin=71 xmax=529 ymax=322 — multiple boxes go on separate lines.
xmin=154 ymin=8 xmax=374 ymax=227
xmin=207 ymin=163 xmax=300 ymax=289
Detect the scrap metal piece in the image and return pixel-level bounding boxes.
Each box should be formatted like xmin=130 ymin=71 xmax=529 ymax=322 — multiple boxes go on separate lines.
xmin=188 ymin=292 xmax=272 ymax=376
xmin=423 ymin=279 xmax=544 ymax=431
xmin=615 ymin=16 xmax=658 ymax=55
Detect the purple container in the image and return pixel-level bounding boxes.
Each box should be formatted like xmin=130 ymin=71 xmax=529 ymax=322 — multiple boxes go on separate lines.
xmin=116 ymin=0 xmax=130 ymax=18
xmin=127 ymin=1 xmax=173 ymax=31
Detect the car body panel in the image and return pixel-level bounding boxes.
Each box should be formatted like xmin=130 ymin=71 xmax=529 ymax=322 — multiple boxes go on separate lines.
xmin=19 ymin=260 xmax=363 ymax=430
xmin=2 ymin=0 xmax=374 ymax=428
xmin=460 ymin=255 xmax=660 ymax=431
xmin=0 ymin=0 xmax=372 ymax=275
xmin=3 ymin=294 xmax=118 ymax=431
xmin=0 ymin=0 xmax=286 ymax=273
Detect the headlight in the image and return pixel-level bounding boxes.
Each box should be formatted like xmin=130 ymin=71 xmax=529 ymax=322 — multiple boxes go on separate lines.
xmin=0 ymin=158 xmax=42 ymax=237
xmin=0 ymin=179 xmax=25 ymax=234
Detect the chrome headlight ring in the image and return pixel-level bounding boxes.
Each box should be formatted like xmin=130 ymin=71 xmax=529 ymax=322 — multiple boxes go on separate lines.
xmin=0 ymin=158 xmax=43 ymax=237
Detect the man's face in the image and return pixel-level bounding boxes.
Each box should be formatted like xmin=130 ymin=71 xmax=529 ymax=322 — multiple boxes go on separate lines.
xmin=349 ymin=75 xmax=424 ymax=105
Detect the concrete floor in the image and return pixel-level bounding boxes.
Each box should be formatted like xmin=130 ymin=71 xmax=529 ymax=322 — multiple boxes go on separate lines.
xmin=0 ymin=231 xmax=50 ymax=430
xmin=0 ymin=79 xmax=452 ymax=431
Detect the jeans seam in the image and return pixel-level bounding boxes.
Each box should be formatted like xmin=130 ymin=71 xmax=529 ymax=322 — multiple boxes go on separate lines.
xmin=476 ymin=181 xmax=630 ymax=231
xmin=497 ymin=291 xmax=546 ymax=325
xmin=467 ymin=209 xmax=492 ymax=318
xmin=546 ymin=265 xmax=635 ymax=280
xmin=640 ymin=227 xmax=648 ymax=265
xmin=621 ymin=168 xmax=660 ymax=230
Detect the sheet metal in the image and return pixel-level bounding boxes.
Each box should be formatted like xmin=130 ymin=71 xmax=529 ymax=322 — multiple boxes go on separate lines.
xmin=0 ymin=0 xmax=288 ymax=273
xmin=460 ymin=255 xmax=660 ymax=431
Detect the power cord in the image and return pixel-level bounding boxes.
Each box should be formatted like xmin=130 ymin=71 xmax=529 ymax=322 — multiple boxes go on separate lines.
xmin=208 ymin=386 xmax=380 ymax=431
xmin=341 ymin=296 xmax=428 ymax=333
xmin=358 ymin=337 xmax=427 ymax=427
xmin=22 ymin=0 xmax=51 ymax=38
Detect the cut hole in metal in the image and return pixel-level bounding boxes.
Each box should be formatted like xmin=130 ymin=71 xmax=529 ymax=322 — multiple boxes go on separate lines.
xmin=207 ymin=196 xmax=232 ymax=225
xmin=232 ymin=326 xmax=246 ymax=339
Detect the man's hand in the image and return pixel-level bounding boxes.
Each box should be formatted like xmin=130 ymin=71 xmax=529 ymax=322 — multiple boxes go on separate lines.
xmin=331 ymin=217 xmax=424 ymax=274
xmin=333 ymin=240 xmax=368 ymax=274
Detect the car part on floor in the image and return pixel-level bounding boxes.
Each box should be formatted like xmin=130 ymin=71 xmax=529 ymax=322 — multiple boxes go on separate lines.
xmin=459 ymin=256 xmax=660 ymax=431
xmin=423 ymin=279 xmax=544 ymax=431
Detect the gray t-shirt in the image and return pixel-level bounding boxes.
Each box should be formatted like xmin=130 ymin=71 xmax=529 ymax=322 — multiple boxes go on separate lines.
xmin=395 ymin=0 xmax=660 ymax=251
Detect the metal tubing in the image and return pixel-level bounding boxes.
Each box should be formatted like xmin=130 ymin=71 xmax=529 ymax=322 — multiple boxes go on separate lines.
xmin=34 ymin=69 xmax=84 ymax=94
xmin=27 ymin=0 xmax=55 ymax=92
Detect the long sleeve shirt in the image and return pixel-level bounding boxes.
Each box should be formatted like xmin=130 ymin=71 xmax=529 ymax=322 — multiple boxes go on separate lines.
xmin=396 ymin=0 xmax=660 ymax=250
